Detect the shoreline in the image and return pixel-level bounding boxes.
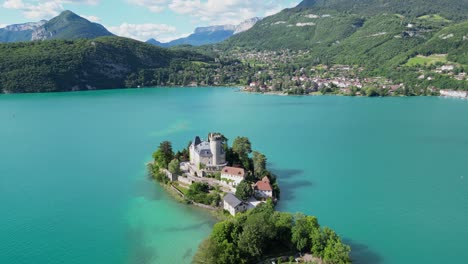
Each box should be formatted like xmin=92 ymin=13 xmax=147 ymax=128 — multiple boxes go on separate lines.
xmin=2 ymin=85 xmax=467 ymax=100
xmin=148 ymin=165 xmax=230 ymax=221
xmin=240 ymin=88 xmax=468 ymax=99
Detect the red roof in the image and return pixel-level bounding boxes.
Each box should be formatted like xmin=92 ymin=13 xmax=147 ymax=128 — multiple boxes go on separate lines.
xmin=255 ymin=180 xmax=272 ymax=191
xmin=222 ymin=166 xmax=245 ymax=178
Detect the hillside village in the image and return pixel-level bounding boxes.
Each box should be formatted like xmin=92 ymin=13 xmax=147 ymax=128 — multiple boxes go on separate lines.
xmin=149 ymin=133 xmax=279 ymax=216
xmin=233 ymin=50 xmax=467 ymax=97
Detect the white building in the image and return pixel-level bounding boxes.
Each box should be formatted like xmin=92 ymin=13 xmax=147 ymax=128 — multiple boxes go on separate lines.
xmin=254 ymin=176 xmax=273 ymax=199
xmin=189 ymin=133 xmax=227 ymax=174
xmin=223 ymin=193 xmax=247 ymax=216
xmin=221 ymin=166 xmax=245 ymax=187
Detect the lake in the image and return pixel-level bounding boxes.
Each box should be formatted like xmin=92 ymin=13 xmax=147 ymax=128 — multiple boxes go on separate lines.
xmin=1 ymin=87 xmax=467 ymax=264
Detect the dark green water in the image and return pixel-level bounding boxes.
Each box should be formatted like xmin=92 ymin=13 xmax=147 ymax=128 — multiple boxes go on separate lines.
xmin=1 ymin=88 xmax=467 ymax=264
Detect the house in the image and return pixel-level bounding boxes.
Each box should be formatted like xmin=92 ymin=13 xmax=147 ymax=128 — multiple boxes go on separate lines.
xmin=223 ymin=193 xmax=247 ymax=216
xmin=221 ymin=166 xmax=246 ymax=187
xmin=189 ymin=133 xmax=227 ymax=175
xmin=254 ymin=176 xmax=273 ymax=198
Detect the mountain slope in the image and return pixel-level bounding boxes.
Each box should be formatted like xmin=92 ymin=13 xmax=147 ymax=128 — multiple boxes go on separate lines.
xmin=0 ymin=36 xmax=211 ymax=93
xmin=220 ymin=0 xmax=467 ymax=70
xmin=297 ymin=0 xmax=468 ymax=21
xmin=0 ymin=21 xmax=46 ymax=42
xmin=223 ymin=9 xmax=364 ymax=50
xmin=0 ymin=11 xmax=113 ymax=43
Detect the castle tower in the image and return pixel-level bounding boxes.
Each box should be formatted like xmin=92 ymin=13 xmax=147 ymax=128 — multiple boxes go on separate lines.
xmin=209 ymin=133 xmax=226 ymax=165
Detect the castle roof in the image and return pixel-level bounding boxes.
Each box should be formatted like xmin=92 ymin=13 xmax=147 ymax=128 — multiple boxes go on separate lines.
xmin=222 ymin=166 xmax=245 ymax=178
xmin=193 ymin=136 xmax=202 ymax=146
xmin=194 ymin=141 xmax=212 ymax=157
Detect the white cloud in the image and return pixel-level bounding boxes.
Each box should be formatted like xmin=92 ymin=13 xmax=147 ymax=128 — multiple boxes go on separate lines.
xmin=0 ymin=23 xmax=7 ymax=28
xmin=107 ymin=22 xmax=179 ymax=42
xmin=167 ymin=0 xmax=299 ymax=25
xmin=127 ymin=0 xmax=169 ymax=13
xmin=125 ymin=0 xmax=300 ymax=25
xmin=2 ymin=0 xmax=100 ymax=19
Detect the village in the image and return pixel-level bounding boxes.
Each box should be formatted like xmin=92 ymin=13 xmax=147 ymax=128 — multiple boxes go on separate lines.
xmin=152 ymin=133 xmax=278 ymax=216
xmin=228 ymin=49 xmax=466 ymax=97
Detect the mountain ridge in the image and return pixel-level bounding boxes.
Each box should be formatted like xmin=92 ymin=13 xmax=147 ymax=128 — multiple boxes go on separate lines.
xmin=147 ymin=17 xmax=261 ymax=47
xmin=0 ymin=36 xmax=211 ymax=93
xmin=0 ymin=10 xmax=113 ymax=43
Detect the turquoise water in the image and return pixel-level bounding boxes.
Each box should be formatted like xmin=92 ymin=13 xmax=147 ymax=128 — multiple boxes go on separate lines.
xmin=1 ymin=88 xmax=467 ymax=264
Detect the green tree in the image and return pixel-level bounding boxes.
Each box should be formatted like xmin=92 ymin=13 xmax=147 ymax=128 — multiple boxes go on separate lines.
xmin=272 ymin=211 xmax=294 ymax=245
xmin=322 ymin=236 xmax=351 ymax=264
xmin=153 ymin=141 xmax=174 ymax=169
xmin=237 ymin=209 xmax=276 ymax=258
xmin=232 ymin=137 xmax=252 ymax=157
xmin=168 ymin=159 xmax=181 ymax=175
xmin=252 ymin=151 xmax=267 ymax=177
xmin=291 ymin=214 xmax=320 ymax=252
xmin=235 ymin=180 xmax=254 ymax=201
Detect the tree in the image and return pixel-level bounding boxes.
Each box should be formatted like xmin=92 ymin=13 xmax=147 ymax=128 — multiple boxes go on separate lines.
xmin=322 ymin=236 xmax=351 ymax=264
xmin=272 ymin=211 xmax=294 ymax=245
xmin=292 ymin=214 xmax=320 ymax=252
xmin=237 ymin=209 xmax=276 ymax=258
xmin=236 ymin=180 xmax=254 ymax=201
xmin=192 ymin=238 xmax=242 ymax=264
xmin=252 ymin=151 xmax=267 ymax=177
xmin=291 ymin=214 xmax=311 ymax=252
xmin=232 ymin=137 xmax=252 ymax=158
xmin=168 ymin=159 xmax=181 ymax=175
xmin=153 ymin=141 xmax=174 ymax=169
xmin=160 ymin=141 xmax=174 ymax=161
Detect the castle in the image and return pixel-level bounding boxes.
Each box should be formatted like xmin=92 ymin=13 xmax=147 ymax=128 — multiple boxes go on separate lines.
xmin=189 ymin=133 xmax=227 ymax=173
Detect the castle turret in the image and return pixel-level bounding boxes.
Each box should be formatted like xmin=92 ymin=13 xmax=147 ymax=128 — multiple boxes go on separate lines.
xmin=209 ymin=133 xmax=226 ymax=165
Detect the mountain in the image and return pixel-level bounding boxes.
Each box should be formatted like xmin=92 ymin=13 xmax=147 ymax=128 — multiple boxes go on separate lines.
xmin=234 ymin=17 xmax=262 ymax=34
xmin=147 ymin=17 xmax=261 ymax=47
xmin=147 ymin=38 xmax=166 ymax=47
xmin=220 ymin=0 xmax=468 ymax=70
xmin=0 ymin=10 xmax=113 ymax=43
xmin=296 ymin=0 xmax=468 ymax=20
xmin=0 ymin=36 xmax=211 ymax=93
xmin=0 ymin=21 xmax=46 ymax=42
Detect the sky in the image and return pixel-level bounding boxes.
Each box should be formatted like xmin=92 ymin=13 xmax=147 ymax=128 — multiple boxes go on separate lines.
xmin=0 ymin=0 xmax=301 ymax=42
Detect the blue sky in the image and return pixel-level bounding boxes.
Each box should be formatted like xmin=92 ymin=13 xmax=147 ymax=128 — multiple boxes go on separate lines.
xmin=0 ymin=0 xmax=300 ymax=41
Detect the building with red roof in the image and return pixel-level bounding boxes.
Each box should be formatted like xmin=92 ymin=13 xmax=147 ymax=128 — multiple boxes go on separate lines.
xmin=254 ymin=176 xmax=273 ymax=198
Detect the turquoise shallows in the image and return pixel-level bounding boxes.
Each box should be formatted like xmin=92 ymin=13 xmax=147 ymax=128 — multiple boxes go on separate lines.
xmin=1 ymin=87 xmax=468 ymax=264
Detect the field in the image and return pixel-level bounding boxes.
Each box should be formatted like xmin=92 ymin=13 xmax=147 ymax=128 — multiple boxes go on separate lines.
xmin=418 ymin=14 xmax=451 ymax=22
xmin=406 ymin=54 xmax=448 ymax=66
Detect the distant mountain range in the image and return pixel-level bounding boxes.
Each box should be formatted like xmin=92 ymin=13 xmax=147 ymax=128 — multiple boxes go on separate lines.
xmin=146 ymin=17 xmax=261 ymax=47
xmin=0 ymin=11 xmax=113 ymax=43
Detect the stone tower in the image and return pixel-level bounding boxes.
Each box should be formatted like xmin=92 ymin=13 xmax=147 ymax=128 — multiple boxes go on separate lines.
xmin=209 ymin=133 xmax=226 ymax=165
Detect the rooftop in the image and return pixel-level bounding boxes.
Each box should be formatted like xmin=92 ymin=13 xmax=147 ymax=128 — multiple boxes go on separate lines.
xmin=255 ymin=179 xmax=273 ymax=192
xmin=222 ymin=166 xmax=245 ymax=178
xmin=224 ymin=193 xmax=243 ymax=207
xmin=194 ymin=141 xmax=212 ymax=157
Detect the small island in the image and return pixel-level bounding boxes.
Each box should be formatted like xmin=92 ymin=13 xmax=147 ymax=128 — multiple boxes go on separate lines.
xmin=148 ymin=132 xmax=351 ymax=264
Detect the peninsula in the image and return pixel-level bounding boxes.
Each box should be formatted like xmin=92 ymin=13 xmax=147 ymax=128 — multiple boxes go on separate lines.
xmin=148 ymin=133 xmax=351 ymax=264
